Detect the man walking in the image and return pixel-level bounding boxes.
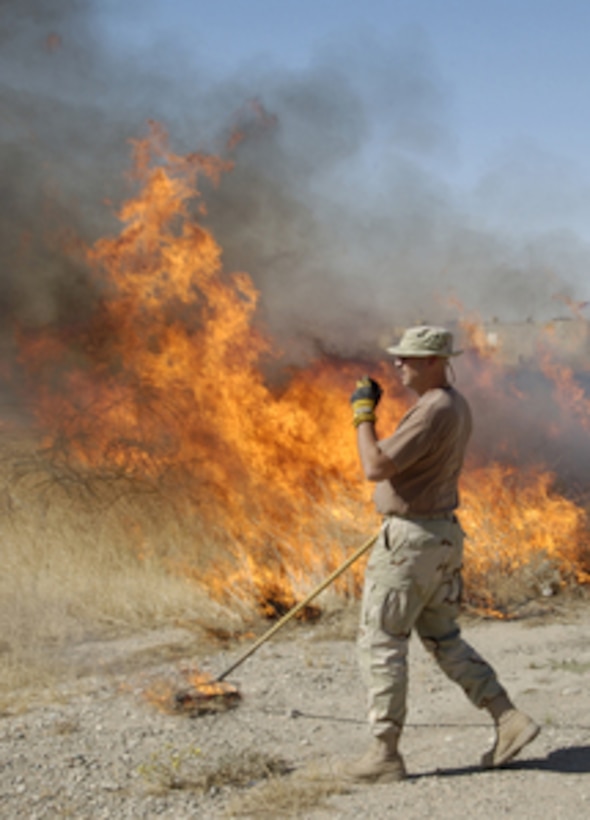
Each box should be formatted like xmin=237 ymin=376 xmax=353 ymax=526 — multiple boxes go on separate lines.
xmin=340 ymin=325 xmax=539 ymax=783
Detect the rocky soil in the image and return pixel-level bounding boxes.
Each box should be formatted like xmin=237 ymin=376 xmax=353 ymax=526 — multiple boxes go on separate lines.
xmin=1 ymin=600 xmax=590 ymax=819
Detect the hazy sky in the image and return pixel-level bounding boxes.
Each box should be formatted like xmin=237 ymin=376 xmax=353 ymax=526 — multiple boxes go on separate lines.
xmin=95 ymin=0 xmax=590 ymax=209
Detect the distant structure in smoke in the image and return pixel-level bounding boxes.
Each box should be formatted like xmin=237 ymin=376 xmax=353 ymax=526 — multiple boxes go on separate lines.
xmin=480 ymin=315 xmax=590 ymax=368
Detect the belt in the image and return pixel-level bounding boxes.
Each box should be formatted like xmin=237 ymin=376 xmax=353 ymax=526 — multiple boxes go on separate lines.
xmin=384 ymin=511 xmax=457 ymax=522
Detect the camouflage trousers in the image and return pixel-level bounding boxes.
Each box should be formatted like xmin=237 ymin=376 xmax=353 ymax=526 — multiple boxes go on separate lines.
xmin=358 ymin=515 xmax=504 ymax=738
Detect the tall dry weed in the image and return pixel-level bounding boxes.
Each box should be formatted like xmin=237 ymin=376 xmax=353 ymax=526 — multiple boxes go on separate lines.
xmin=0 ymin=435 xmax=241 ymax=696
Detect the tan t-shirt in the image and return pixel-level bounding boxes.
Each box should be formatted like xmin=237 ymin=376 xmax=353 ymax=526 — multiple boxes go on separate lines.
xmin=373 ymin=386 xmax=472 ymax=517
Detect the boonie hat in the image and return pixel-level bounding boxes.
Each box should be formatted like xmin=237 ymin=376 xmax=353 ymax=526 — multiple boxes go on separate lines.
xmin=386 ymin=325 xmax=462 ymax=358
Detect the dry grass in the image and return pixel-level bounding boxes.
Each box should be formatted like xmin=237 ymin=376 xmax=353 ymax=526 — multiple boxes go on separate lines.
xmin=0 ymin=430 xmax=368 ymax=701
xmin=137 ymin=742 xmax=345 ymax=819
xmin=137 ymin=745 xmax=290 ymax=794
xmin=463 ymin=552 xmax=566 ymax=616
xmin=2 ymin=430 xmax=589 ymax=703
xmin=0 ymin=435 xmax=243 ymax=697
xmin=463 ymin=528 xmax=590 ymax=618
xmin=225 ymin=773 xmax=347 ymax=818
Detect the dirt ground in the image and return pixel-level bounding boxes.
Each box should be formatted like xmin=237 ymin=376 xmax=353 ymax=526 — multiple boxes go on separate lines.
xmin=1 ymin=598 xmax=590 ymax=819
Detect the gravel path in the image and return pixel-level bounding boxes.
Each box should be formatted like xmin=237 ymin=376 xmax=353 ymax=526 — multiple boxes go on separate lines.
xmin=1 ymin=603 xmax=589 ymax=818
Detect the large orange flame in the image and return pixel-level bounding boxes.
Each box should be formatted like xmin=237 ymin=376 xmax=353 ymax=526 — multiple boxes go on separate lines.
xmin=14 ymin=124 xmax=590 ymax=615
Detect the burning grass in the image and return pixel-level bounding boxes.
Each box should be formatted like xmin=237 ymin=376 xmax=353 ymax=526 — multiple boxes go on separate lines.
xmin=1 ymin=427 xmax=589 ymax=705
xmin=2 ymin=124 xmax=590 ymax=699
xmin=461 ymin=464 xmax=590 ymax=616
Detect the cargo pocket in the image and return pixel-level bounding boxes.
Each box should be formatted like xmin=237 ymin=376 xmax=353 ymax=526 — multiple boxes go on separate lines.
xmin=382 ymin=518 xmax=411 ymax=559
xmin=428 ymin=566 xmax=463 ymax=617
xmin=380 ymin=586 xmax=413 ymax=637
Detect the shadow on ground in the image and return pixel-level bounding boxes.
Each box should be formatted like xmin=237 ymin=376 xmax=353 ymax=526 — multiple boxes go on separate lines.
xmin=418 ymin=745 xmax=590 ymax=779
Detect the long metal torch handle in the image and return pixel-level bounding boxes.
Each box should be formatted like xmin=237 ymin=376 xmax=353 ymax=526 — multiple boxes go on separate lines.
xmin=215 ymin=531 xmax=378 ymax=682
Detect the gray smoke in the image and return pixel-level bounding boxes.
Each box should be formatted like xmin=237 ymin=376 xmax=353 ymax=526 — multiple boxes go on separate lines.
xmin=2 ymin=1 xmax=590 ymax=477
xmin=2 ymin=3 xmax=589 ymax=348
xmin=1 ymin=1 xmax=123 ymax=329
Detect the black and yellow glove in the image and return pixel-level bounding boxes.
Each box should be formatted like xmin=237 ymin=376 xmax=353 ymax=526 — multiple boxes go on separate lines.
xmin=350 ymin=376 xmax=383 ymax=428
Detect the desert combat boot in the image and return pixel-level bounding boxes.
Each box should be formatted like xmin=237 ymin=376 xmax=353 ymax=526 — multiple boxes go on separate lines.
xmin=335 ymin=731 xmax=406 ymax=784
xmin=483 ymin=693 xmax=540 ymax=767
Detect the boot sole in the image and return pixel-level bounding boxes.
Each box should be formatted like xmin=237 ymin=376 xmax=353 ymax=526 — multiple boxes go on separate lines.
xmin=370 ymin=767 xmax=407 ymax=784
xmin=333 ymin=760 xmax=407 ymax=784
xmin=340 ymin=768 xmax=407 ymax=785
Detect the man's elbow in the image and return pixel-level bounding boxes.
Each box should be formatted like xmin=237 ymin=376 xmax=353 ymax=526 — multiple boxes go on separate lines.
xmin=363 ymin=462 xmax=394 ymax=482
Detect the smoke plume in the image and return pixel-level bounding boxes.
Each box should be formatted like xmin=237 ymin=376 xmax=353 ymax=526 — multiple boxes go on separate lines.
xmin=2 ymin=0 xmax=590 ymax=478
xmin=3 ymin=3 xmax=589 ymax=343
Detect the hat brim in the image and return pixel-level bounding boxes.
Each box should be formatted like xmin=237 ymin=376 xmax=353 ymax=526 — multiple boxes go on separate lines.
xmin=386 ymin=346 xmax=463 ymax=358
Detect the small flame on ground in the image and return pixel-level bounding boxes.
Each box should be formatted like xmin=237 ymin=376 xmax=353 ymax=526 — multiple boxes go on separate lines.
xmin=143 ymin=667 xmax=241 ymax=716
